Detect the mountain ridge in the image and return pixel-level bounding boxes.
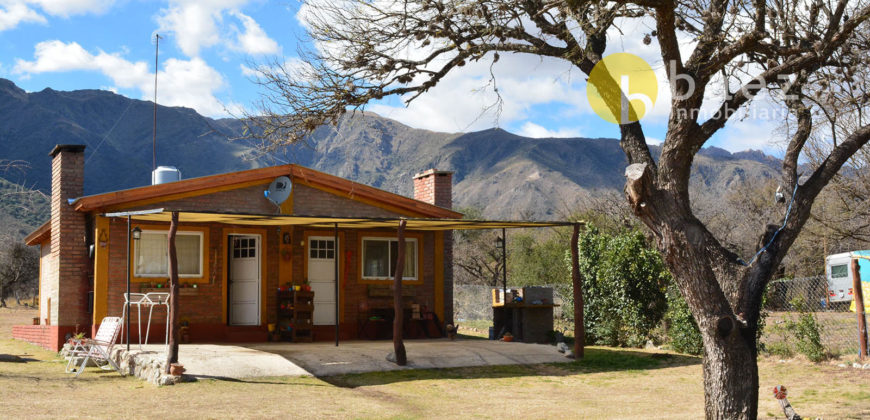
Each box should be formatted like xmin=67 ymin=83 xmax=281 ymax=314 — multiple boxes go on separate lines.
xmin=0 ymin=78 xmax=780 ymax=228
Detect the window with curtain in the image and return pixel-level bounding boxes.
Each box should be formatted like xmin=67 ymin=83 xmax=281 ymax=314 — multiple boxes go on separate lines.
xmin=134 ymin=231 xmax=203 ymax=277
xmin=361 ymin=237 xmax=417 ymax=280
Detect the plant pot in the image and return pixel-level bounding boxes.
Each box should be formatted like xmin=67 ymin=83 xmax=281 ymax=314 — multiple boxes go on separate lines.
xmin=169 ymin=363 xmax=185 ymax=376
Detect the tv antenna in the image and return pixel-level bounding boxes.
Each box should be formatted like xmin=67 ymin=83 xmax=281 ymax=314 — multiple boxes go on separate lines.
xmin=153 ymin=33 xmax=161 ymax=173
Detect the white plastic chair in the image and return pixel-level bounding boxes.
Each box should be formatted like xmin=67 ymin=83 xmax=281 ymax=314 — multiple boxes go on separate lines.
xmin=65 ymin=317 xmax=124 ymax=377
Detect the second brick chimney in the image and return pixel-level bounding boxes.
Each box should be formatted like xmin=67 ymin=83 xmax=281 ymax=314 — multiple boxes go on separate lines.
xmin=413 ymin=169 xmax=453 ymax=209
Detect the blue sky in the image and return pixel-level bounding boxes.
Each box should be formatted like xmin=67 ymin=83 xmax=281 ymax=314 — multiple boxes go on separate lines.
xmin=0 ymin=1 xmax=779 ymax=153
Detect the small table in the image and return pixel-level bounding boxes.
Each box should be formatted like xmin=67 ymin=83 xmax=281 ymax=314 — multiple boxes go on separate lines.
xmin=121 ymin=292 xmax=170 ymax=351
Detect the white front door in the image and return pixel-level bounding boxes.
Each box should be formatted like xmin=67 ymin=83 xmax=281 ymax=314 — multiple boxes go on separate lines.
xmin=308 ymin=236 xmax=337 ymax=325
xmin=229 ymin=235 xmax=260 ymax=326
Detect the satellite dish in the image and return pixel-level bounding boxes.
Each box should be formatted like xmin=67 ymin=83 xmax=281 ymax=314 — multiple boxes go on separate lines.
xmin=264 ymin=176 xmax=292 ymax=207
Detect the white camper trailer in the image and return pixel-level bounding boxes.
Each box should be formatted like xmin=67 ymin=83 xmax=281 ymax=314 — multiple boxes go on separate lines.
xmin=825 ymin=250 xmax=870 ymax=305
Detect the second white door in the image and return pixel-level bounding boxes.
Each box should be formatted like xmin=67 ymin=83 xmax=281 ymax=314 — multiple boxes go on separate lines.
xmin=307 ymin=236 xmax=336 ymax=325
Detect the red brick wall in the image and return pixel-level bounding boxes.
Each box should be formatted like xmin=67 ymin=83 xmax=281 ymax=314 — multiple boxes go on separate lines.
xmin=103 ymin=218 xmax=281 ymax=342
xmin=12 ymin=325 xmax=77 ymax=351
xmin=106 ymin=219 xmax=226 ymax=326
xmin=124 ymin=183 xmax=278 ymax=214
xmin=50 ymin=146 xmax=91 ymax=328
xmin=291 ymin=228 xmax=438 ymax=340
xmin=292 ymin=184 xmax=402 ymax=217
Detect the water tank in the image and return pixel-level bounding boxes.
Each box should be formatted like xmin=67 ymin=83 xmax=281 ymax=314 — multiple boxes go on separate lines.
xmin=152 ymin=166 xmax=181 ymax=185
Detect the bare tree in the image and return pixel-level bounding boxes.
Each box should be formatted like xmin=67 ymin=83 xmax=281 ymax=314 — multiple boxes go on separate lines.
xmin=0 ymin=243 xmax=38 ymax=308
xmin=453 ymin=207 xmax=505 ymax=286
xmin=247 ymin=1 xmax=870 ymax=418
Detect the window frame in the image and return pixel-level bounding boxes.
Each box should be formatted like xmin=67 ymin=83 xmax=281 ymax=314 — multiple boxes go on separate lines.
xmin=360 ymin=236 xmax=419 ymax=281
xmin=134 ymin=229 xmax=204 ymax=278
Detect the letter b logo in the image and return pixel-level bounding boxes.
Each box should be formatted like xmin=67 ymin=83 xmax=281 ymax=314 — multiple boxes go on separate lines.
xmin=587 ymin=53 xmax=658 ymax=124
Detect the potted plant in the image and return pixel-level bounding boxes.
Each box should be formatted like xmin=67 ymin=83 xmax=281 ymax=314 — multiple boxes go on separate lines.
xmin=169 ymin=363 xmax=185 ymax=376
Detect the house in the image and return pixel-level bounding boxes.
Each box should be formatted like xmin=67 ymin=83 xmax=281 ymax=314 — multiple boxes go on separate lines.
xmin=14 ymin=144 xmax=463 ymax=351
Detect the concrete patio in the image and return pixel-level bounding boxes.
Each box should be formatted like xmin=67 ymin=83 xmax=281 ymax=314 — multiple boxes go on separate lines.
xmin=137 ymin=338 xmax=570 ymax=379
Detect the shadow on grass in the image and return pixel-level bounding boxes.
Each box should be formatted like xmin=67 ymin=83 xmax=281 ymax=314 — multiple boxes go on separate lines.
xmin=320 ymin=347 xmax=701 ymax=389
xmin=186 ymin=375 xmax=329 ymax=387
xmin=0 ymin=354 xmax=39 ymax=363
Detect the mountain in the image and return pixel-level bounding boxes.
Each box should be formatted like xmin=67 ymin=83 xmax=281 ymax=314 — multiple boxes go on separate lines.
xmin=0 ymin=78 xmax=781 ymax=232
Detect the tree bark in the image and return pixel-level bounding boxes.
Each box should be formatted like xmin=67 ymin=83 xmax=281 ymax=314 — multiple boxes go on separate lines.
xmin=165 ymin=211 xmax=180 ymax=373
xmin=392 ymin=220 xmax=407 ymax=366
xmin=701 ymin=321 xmax=759 ymax=419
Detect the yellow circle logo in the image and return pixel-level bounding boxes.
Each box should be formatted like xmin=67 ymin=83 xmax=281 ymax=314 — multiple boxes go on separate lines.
xmin=586 ymin=53 xmax=657 ymax=124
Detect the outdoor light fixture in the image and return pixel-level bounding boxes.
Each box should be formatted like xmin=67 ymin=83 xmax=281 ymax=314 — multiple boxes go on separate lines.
xmin=131 ymin=226 xmax=142 ymax=241
xmin=495 ymin=236 xmax=504 ymax=249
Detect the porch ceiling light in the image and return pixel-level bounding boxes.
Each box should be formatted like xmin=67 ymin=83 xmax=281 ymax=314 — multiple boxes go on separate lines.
xmin=131 ymin=226 xmax=142 ymax=241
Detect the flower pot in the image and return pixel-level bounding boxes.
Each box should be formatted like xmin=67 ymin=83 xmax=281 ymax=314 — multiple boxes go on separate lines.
xmin=169 ymin=363 xmax=185 ymax=376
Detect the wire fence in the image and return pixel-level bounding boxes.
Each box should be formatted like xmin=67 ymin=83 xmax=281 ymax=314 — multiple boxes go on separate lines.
xmin=763 ymin=276 xmax=862 ymax=357
xmin=455 ymin=277 xmax=866 ymax=358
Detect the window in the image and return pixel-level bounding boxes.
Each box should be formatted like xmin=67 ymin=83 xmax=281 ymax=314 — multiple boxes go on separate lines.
xmin=233 ymin=237 xmax=257 ymax=259
xmin=831 ymin=264 xmax=849 ymax=278
xmin=361 ymin=237 xmax=417 ymax=280
xmin=135 ymin=231 xmax=203 ymax=277
xmin=309 ymin=239 xmax=335 ymax=260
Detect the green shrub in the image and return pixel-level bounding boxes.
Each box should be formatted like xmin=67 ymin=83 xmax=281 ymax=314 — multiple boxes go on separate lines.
xmin=788 ymin=298 xmax=827 ymax=362
xmin=575 ymin=227 xmax=669 ymax=348
xmin=762 ymin=298 xmax=827 ymax=362
xmin=664 ymin=283 xmax=703 ymax=355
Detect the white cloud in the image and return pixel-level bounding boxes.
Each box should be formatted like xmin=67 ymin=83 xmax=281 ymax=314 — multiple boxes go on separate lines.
xmin=156 ymin=0 xmax=278 ymax=58
xmin=14 ymin=40 xmax=229 ymax=116
xmin=230 ymin=11 xmax=278 ymax=55
xmin=367 ymin=52 xmax=588 ymax=133
xmin=517 ymin=122 xmax=582 ymax=139
xmin=30 ymin=0 xmax=115 ymax=17
xmin=0 ymin=2 xmax=46 ymax=31
xmin=0 ymin=0 xmax=115 ymax=32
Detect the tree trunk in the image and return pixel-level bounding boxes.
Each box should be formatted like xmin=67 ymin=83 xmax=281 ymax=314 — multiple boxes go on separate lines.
xmin=392 ymin=220 xmax=407 ymax=366
xmin=701 ymin=327 xmax=759 ymax=419
xmin=165 ymin=211 xmax=180 ymax=373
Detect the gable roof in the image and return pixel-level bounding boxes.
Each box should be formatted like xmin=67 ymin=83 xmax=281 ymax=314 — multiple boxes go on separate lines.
xmin=71 ymin=164 xmax=462 ymax=218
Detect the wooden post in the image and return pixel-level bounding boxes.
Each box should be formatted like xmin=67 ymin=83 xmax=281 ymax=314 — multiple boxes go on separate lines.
xmin=392 ymin=220 xmax=407 ymax=366
xmin=165 ymin=211 xmax=180 ymax=373
xmin=852 ymin=258 xmax=868 ymax=361
xmin=571 ymin=223 xmax=585 ymax=359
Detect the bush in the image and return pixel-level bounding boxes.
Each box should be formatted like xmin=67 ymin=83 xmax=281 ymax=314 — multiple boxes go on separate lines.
xmin=575 ymin=227 xmax=669 ymax=348
xmin=762 ymin=298 xmax=827 ymax=362
xmin=664 ymin=283 xmax=703 ymax=355
xmin=788 ymin=298 xmax=827 ymax=362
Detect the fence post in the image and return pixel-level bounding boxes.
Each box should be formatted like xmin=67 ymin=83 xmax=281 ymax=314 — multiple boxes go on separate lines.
xmin=852 ymin=258 xmax=868 ymax=361
xmin=571 ymin=223 xmax=584 ymax=359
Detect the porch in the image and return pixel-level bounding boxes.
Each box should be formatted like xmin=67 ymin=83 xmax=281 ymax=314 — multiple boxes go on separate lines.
xmin=126 ymin=338 xmax=568 ymax=379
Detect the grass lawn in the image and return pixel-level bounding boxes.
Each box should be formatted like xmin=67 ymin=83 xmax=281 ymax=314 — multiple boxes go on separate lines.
xmin=2 ymin=306 xmax=869 ymax=419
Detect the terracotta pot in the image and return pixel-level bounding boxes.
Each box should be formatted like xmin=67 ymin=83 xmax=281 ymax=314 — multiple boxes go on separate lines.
xmin=169 ymin=363 xmax=185 ymax=376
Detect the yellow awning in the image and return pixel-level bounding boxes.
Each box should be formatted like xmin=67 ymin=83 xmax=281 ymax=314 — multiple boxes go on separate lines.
xmin=103 ymin=209 xmax=579 ymax=231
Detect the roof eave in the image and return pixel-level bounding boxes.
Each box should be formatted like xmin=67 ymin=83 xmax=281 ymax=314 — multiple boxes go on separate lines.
xmin=24 ymin=221 xmax=50 ymax=246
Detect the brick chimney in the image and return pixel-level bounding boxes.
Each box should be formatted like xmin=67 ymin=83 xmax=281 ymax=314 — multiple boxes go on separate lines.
xmin=413 ymin=169 xmax=455 ymax=326
xmin=413 ymin=169 xmax=453 ymax=209
xmin=48 ymin=144 xmax=89 ymax=328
